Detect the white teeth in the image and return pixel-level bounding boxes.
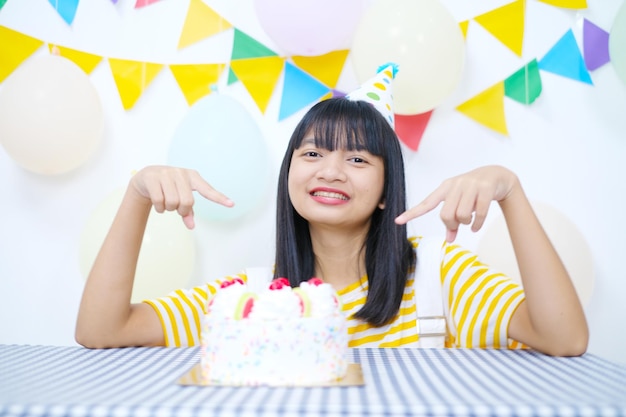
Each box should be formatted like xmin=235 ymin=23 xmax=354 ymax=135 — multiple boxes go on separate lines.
xmin=312 ymin=191 xmax=348 ymax=200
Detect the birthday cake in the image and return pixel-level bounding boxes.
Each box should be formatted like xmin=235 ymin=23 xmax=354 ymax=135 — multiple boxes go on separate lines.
xmin=200 ymin=277 xmax=349 ymax=386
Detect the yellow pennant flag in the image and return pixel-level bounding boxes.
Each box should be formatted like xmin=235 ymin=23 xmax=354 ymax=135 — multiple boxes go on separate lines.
xmin=230 ymin=56 xmax=285 ymax=114
xmin=0 ymin=26 xmax=44 ymax=83
xmin=456 ymin=82 xmax=508 ymax=135
xmin=169 ymin=63 xmax=226 ymax=106
xmin=474 ymin=0 xmax=526 ymax=56
xmin=108 ymin=58 xmax=163 ymax=110
xmin=291 ymin=50 xmax=349 ymax=88
xmin=537 ymin=0 xmax=587 ymax=8
xmin=177 ymin=0 xmax=233 ymax=50
xmin=48 ymin=44 xmax=102 ymax=74
xmin=459 ymin=21 xmax=470 ymax=39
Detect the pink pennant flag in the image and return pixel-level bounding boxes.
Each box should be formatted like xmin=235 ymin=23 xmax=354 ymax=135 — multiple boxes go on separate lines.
xmin=135 ymin=0 xmax=160 ymax=8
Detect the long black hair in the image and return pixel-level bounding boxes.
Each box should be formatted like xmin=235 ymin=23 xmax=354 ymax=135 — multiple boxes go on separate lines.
xmin=274 ymin=98 xmax=415 ymax=326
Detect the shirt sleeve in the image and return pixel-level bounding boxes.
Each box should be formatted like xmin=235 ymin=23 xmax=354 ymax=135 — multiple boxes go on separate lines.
xmin=143 ymin=274 xmax=245 ymax=347
xmin=440 ymin=243 xmax=526 ymax=349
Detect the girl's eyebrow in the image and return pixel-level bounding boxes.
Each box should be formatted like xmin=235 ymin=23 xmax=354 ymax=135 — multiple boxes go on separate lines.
xmin=301 ymin=138 xmax=316 ymax=146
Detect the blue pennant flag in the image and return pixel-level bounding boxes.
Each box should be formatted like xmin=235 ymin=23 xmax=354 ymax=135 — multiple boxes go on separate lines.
xmin=279 ymin=62 xmax=331 ymax=121
xmin=539 ymin=29 xmax=593 ymax=85
xmin=48 ymin=0 xmax=80 ymax=25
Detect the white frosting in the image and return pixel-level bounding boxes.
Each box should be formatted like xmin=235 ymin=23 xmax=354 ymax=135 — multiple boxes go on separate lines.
xmin=248 ymin=287 xmax=301 ymax=320
xmin=207 ymin=281 xmax=247 ymax=319
xmin=200 ymin=278 xmax=348 ymax=386
xmin=299 ymin=281 xmax=339 ymax=318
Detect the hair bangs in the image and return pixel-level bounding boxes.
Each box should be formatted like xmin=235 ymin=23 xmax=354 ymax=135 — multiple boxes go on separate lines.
xmin=295 ymin=99 xmax=385 ymax=156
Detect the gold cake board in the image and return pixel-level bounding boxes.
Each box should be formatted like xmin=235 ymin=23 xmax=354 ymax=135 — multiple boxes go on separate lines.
xmin=178 ymin=363 xmax=364 ymax=387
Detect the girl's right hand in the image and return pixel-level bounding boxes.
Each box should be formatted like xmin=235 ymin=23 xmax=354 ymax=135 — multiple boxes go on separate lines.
xmin=130 ymin=166 xmax=234 ymax=230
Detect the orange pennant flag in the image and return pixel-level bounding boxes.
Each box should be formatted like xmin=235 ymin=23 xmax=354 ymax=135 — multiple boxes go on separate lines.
xmin=48 ymin=44 xmax=102 ymax=74
xmin=108 ymin=58 xmax=163 ymax=110
xmin=230 ymin=56 xmax=285 ymax=114
xmin=456 ymin=82 xmax=508 ymax=135
xmin=177 ymin=0 xmax=233 ymax=50
xmin=291 ymin=50 xmax=350 ymax=88
xmin=169 ymin=63 xmax=226 ymax=106
xmin=537 ymin=0 xmax=587 ymax=9
xmin=0 ymin=26 xmax=44 ymax=83
xmin=474 ymin=0 xmax=526 ymax=56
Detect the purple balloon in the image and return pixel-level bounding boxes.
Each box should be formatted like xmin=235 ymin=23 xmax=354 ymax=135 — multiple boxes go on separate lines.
xmin=254 ymin=0 xmax=369 ymax=56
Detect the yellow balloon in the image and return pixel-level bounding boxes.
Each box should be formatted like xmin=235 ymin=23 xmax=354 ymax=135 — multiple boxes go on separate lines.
xmin=0 ymin=55 xmax=103 ymax=175
xmin=351 ymin=0 xmax=465 ymax=115
xmin=79 ymin=189 xmax=197 ymax=303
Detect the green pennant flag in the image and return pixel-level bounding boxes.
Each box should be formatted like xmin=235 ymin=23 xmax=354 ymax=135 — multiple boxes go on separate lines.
xmin=504 ymin=59 xmax=542 ymax=104
xmin=231 ymin=29 xmax=277 ymax=60
xmin=227 ymin=67 xmax=238 ymax=85
xmin=0 ymin=0 xmax=8 ymax=11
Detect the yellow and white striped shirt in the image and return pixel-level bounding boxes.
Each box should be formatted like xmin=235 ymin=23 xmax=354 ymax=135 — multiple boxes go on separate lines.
xmin=144 ymin=238 xmax=526 ymax=349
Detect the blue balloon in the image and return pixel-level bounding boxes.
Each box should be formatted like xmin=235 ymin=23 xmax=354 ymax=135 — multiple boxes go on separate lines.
xmin=168 ymin=94 xmax=272 ymax=222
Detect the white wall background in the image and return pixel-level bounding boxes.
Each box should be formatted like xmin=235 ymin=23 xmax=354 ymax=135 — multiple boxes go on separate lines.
xmin=1 ymin=0 xmax=625 ymax=364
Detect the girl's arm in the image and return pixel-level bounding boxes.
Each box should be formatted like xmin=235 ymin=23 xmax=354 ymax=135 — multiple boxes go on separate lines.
xmin=75 ymin=166 xmax=233 ymax=348
xmin=395 ymin=165 xmax=588 ymax=356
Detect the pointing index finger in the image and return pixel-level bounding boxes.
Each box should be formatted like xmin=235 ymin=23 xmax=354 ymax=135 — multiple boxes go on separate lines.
xmin=395 ymin=189 xmax=444 ymax=225
xmin=190 ymin=172 xmax=234 ymax=208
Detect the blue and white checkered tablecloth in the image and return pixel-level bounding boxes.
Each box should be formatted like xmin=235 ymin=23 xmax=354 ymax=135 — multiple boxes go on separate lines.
xmin=1 ymin=344 xmax=625 ymax=417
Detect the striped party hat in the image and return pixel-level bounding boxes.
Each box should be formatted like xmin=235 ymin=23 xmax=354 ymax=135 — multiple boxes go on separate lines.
xmin=346 ymin=62 xmax=398 ymax=128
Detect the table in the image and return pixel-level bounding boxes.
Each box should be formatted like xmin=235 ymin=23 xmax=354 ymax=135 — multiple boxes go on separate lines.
xmin=1 ymin=345 xmax=625 ymax=417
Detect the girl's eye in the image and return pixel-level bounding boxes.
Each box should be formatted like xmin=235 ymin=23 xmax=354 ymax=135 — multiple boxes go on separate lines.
xmin=304 ymin=151 xmax=320 ymax=157
xmin=350 ymin=157 xmax=366 ymax=164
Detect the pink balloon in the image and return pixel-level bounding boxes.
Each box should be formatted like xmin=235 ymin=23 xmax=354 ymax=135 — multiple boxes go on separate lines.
xmin=254 ymin=0 xmax=369 ymax=56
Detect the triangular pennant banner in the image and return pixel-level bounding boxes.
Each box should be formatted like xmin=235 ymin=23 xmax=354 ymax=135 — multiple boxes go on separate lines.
xmin=332 ymin=89 xmax=346 ymax=98
xmin=231 ymin=29 xmax=278 ymax=60
xmin=395 ymin=111 xmax=433 ymax=151
xmin=230 ymin=56 xmax=285 ymax=114
xmin=538 ymin=29 xmax=592 ymax=84
xmin=227 ymin=68 xmax=239 ymax=85
xmin=177 ymin=0 xmax=233 ymax=50
xmin=135 ymin=0 xmax=160 ymax=8
xmin=279 ymin=62 xmax=331 ymax=121
xmin=504 ymin=58 xmax=542 ymax=104
xmin=456 ymin=82 xmax=508 ymax=135
xmin=47 ymin=0 xmax=79 ymax=25
xmin=0 ymin=26 xmax=44 ymax=83
xmin=47 ymin=44 xmax=102 ymax=74
xmin=0 ymin=0 xmax=7 ymax=11
xmin=459 ymin=21 xmax=470 ymax=39
xmin=108 ymin=59 xmax=164 ymax=110
xmin=583 ymin=19 xmax=610 ymax=70
xmin=291 ymin=50 xmax=349 ymax=89
xmin=170 ymin=63 xmax=226 ymax=106
xmin=473 ymin=0 xmax=526 ymax=56
xmin=537 ymin=0 xmax=587 ymax=9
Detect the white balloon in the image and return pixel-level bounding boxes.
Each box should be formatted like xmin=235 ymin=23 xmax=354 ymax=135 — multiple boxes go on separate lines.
xmin=79 ymin=189 xmax=197 ymax=303
xmin=477 ymin=202 xmax=594 ymax=306
xmin=0 ymin=55 xmax=103 ymax=175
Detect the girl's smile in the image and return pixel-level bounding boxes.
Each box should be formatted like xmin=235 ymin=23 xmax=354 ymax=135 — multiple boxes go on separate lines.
xmin=310 ymin=187 xmax=350 ymax=205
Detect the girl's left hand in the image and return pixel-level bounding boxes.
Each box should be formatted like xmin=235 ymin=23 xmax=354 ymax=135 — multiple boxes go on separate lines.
xmin=395 ymin=165 xmax=519 ymax=242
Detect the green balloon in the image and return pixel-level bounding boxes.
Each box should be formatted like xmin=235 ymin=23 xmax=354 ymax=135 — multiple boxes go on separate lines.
xmin=610 ymin=1 xmax=626 ymax=86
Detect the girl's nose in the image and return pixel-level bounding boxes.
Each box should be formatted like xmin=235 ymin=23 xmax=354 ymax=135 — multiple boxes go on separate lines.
xmin=316 ymin=154 xmax=347 ymax=182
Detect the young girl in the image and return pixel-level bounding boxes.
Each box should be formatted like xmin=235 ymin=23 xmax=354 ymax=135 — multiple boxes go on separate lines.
xmin=75 ymin=97 xmax=588 ymax=356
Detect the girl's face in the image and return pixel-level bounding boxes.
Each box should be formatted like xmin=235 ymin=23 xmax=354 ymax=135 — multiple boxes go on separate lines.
xmin=287 ymin=134 xmax=386 ymax=232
